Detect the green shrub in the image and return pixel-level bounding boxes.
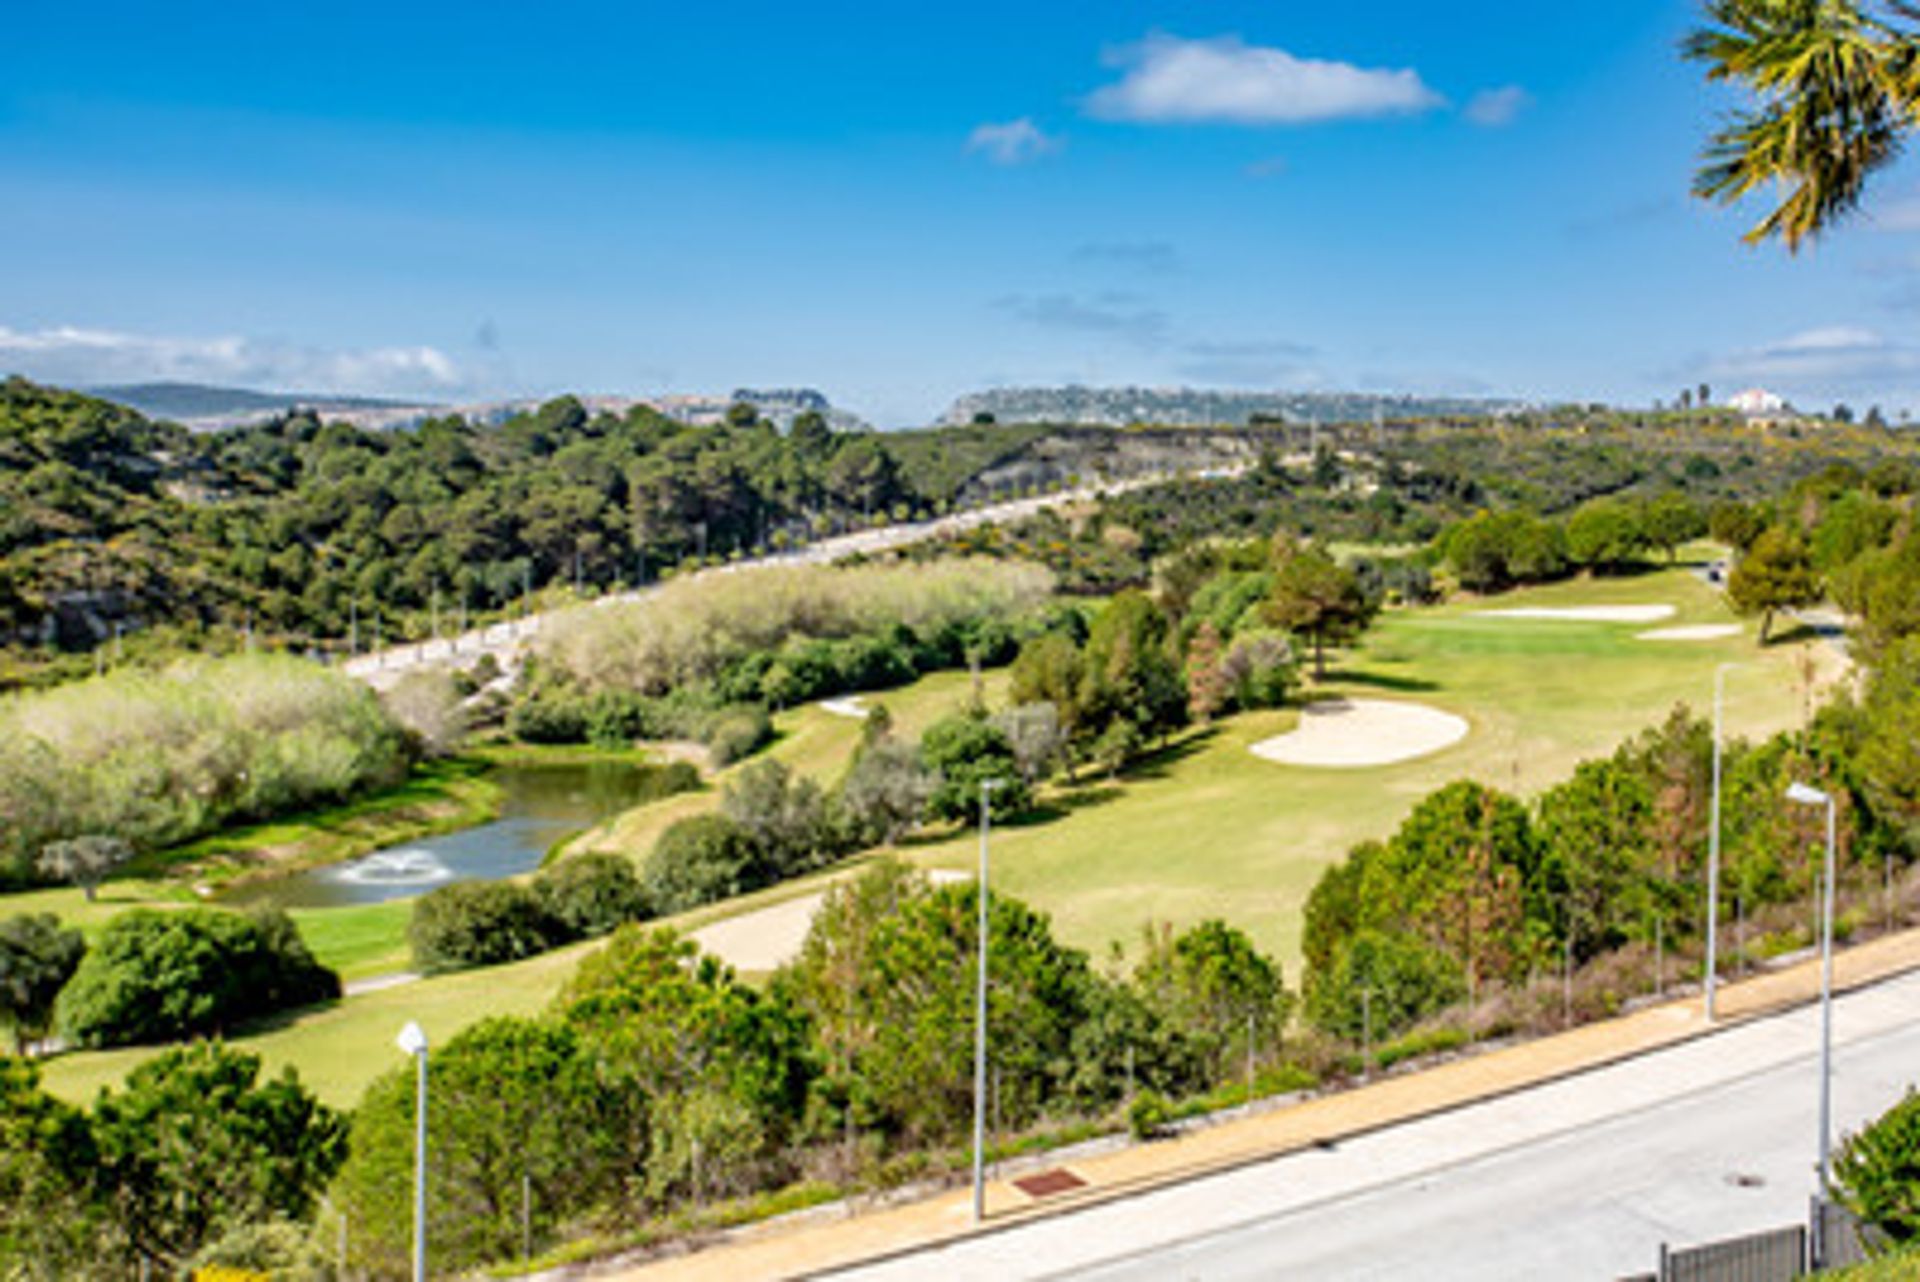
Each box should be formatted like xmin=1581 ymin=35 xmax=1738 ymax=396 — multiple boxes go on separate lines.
xmin=642 ymin=814 xmax=764 ymax=914
xmin=1128 ymin=1089 xmax=1171 ymax=1140
xmin=408 ymin=881 xmax=554 ymax=974
xmin=702 ymin=704 xmax=772 ymax=767
xmin=535 ymin=853 xmax=650 ymax=940
xmin=55 ymin=907 xmax=340 ymax=1048
xmin=1836 ymin=1087 xmax=1920 ymax=1246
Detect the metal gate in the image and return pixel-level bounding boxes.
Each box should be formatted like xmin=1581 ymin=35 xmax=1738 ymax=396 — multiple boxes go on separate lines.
xmin=1658 ymin=1225 xmax=1807 ymax=1282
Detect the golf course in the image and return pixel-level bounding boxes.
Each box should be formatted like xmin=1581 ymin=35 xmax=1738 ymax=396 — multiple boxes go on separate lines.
xmin=27 ymin=555 xmax=1835 ymax=1108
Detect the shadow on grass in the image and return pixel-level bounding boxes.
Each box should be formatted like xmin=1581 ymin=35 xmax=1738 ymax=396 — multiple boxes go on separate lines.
xmin=1321 ymin=668 xmax=1442 ymax=694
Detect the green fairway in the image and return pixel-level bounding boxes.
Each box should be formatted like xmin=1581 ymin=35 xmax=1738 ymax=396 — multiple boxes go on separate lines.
xmin=890 ymin=566 xmax=1833 ymax=968
xmin=29 ymin=565 xmax=1840 ymax=1109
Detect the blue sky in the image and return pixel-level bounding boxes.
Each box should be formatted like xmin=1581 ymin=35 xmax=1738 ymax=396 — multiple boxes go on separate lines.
xmin=4 ymin=0 xmax=1919 ymax=424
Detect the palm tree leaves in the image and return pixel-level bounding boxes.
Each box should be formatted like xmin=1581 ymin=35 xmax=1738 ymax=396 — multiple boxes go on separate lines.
xmin=1686 ymin=0 xmax=1920 ymax=249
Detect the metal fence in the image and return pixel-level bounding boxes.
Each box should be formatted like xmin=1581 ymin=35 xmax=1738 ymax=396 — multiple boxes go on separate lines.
xmin=1659 ymin=1224 xmax=1807 ymax=1282
xmin=1630 ymin=1199 xmax=1884 ymax=1282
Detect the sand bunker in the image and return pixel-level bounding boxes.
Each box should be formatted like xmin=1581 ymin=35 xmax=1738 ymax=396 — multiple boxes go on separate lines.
xmin=691 ymin=870 xmax=966 ymax=972
xmin=1478 ymin=604 xmax=1677 ymax=623
xmin=1638 ymin=623 xmax=1742 ymax=641
xmin=1249 ymin=697 xmax=1469 ymax=768
xmin=818 ymin=695 xmax=868 ymax=719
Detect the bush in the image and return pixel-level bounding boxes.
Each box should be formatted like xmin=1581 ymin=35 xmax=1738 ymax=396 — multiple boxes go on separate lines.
xmin=1836 ymin=1087 xmax=1920 ymax=1246
xmin=534 ymin=853 xmax=650 ymax=940
xmin=408 ymin=881 xmax=554 ymax=974
xmin=55 ymin=907 xmax=340 ymax=1048
xmin=702 ymin=704 xmax=772 ymax=767
xmin=643 ymin=814 xmax=765 ymax=914
xmin=1128 ymin=1089 xmax=1171 ymax=1140
xmin=507 ymin=693 xmax=588 ymax=744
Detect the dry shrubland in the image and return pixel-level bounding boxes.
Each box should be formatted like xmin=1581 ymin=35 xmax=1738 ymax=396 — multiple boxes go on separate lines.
xmin=0 ymin=652 xmax=408 ymax=878
xmin=538 ymin=559 xmax=1054 ymax=693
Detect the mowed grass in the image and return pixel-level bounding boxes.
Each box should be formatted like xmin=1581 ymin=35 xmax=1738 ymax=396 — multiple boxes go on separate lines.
xmin=33 ymin=565 xmax=1839 ymax=1108
xmin=894 ymin=565 xmax=1835 ymax=969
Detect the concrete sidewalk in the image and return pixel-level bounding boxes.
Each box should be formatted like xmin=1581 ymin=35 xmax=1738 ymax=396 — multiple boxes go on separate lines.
xmin=588 ymin=927 xmax=1920 ymax=1282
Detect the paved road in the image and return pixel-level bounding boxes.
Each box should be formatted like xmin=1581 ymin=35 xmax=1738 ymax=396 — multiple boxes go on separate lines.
xmin=828 ymin=971 xmax=1920 ymax=1282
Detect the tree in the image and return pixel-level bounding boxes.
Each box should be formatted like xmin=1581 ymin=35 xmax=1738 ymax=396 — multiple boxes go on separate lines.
xmin=556 ymin=928 xmax=810 ymax=1203
xmin=333 ymin=1016 xmax=639 ymax=1275
xmin=1009 ymin=632 xmax=1089 ymax=753
xmin=0 ymin=1057 xmax=99 ymax=1279
xmin=1265 ymin=542 xmax=1377 ymax=680
xmin=1184 ymin=620 xmax=1231 ymax=723
xmin=1855 ymin=636 xmax=1920 ymax=845
xmin=1082 ymin=590 xmax=1188 ymax=744
xmin=1134 ymin=919 xmax=1290 ymax=1081
xmin=991 ymin=702 xmax=1069 ymax=786
xmin=720 ymin=758 xmax=832 ymax=876
xmin=1728 ymin=526 xmax=1820 ymax=642
xmin=1565 ymin=498 xmax=1646 ymax=572
xmin=797 ymin=882 xmax=1095 ymax=1141
xmin=0 ymin=914 xmax=85 ymax=1054
xmin=1687 ymin=0 xmax=1920 ymax=250
xmin=1306 ymin=928 xmax=1466 ymax=1043
xmin=643 ymin=814 xmax=765 ymax=914
xmin=1835 ymin=1086 xmax=1920 ymax=1246
xmin=1641 ymin=492 xmax=1706 ymax=563
xmin=838 ymin=739 xmax=936 ymax=845
xmin=35 ymin=834 xmax=130 ymax=903
xmin=88 ymin=1043 xmax=346 ymax=1272
xmin=920 ymin=714 xmax=1030 ymax=822
xmin=56 ymin=908 xmax=339 ymax=1048
xmin=409 ymin=880 xmax=554 ymax=973
xmin=533 ymin=852 xmax=650 ymax=940
xmin=1709 ymin=499 xmax=1768 ymax=553
xmin=1536 ymin=758 xmax=1657 ymax=959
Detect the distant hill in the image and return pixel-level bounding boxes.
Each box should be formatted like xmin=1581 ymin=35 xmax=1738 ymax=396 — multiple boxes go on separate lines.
xmin=938 ymin=386 xmax=1520 ymax=428
xmin=91 ymin=382 xmax=431 ymax=426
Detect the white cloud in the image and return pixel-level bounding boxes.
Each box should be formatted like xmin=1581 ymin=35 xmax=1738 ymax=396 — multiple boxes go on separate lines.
xmin=0 ymin=324 xmax=467 ymax=396
xmin=1464 ymin=85 xmax=1531 ymax=128
xmin=1697 ymin=326 xmax=1920 ymax=390
xmin=965 ymin=118 xmax=1063 ymax=165
xmin=1085 ymin=33 xmax=1443 ymax=126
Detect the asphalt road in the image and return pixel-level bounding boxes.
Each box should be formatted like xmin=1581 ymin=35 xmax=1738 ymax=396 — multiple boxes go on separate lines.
xmin=827 ymin=971 xmax=1920 ymax=1282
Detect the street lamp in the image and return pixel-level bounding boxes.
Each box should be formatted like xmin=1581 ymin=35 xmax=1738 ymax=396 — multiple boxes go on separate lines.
xmin=971 ymin=778 xmax=1002 ymax=1225
xmin=1706 ymin=662 xmax=1745 ymax=1021
xmin=396 ymin=1020 xmax=430 ymax=1282
xmin=1785 ymin=781 xmax=1837 ymax=1198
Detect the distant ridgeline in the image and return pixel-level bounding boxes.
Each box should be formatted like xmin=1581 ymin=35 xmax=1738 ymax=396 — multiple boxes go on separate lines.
xmin=938 ymin=385 xmax=1521 ymax=428
xmin=89 ymin=381 xmax=873 ymax=434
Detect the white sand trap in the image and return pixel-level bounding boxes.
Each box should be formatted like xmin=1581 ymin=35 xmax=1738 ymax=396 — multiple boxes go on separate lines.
xmin=818 ymin=695 xmax=868 ymax=719
xmin=691 ymin=870 xmax=966 ymax=972
xmin=1638 ymin=623 xmax=1742 ymax=641
xmin=1478 ymin=604 xmax=1677 ymax=623
xmin=1249 ymin=697 xmax=1468 ymax=768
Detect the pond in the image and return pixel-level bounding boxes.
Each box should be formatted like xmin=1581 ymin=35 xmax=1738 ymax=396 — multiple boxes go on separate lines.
xmin=220 ymin=761 xmax=688 ymax=910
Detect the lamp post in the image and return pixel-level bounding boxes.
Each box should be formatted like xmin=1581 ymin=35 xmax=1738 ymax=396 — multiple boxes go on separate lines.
xmin=396 ymin=1021 xmax=430 ymax=1282
xmin=971 ymin=778 xmax=1001 ymax=1224
xmin=1706 ymin=662 xmax=1743 ymax=1021
xmin=1785 ymin=781 xmax=1837 ymax=1198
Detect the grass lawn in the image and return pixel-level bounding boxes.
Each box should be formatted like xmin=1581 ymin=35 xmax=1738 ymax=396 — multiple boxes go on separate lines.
xmin=889 ymin=564 xmax=1836 ymax=968
xmin=29 ymin=563 xmax=1843 ymax=1108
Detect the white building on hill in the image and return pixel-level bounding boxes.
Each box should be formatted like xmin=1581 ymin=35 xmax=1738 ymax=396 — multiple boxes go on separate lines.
xmin=1726 ymin=387 xmax=1789 ymax=418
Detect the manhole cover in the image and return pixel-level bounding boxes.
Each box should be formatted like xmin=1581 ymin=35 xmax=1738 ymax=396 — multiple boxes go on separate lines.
xmin=1013 ymin=1168 xmax=1087 ymax=1198
xmin=1725 ymin=1172 xmax=1767 ymax=1189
